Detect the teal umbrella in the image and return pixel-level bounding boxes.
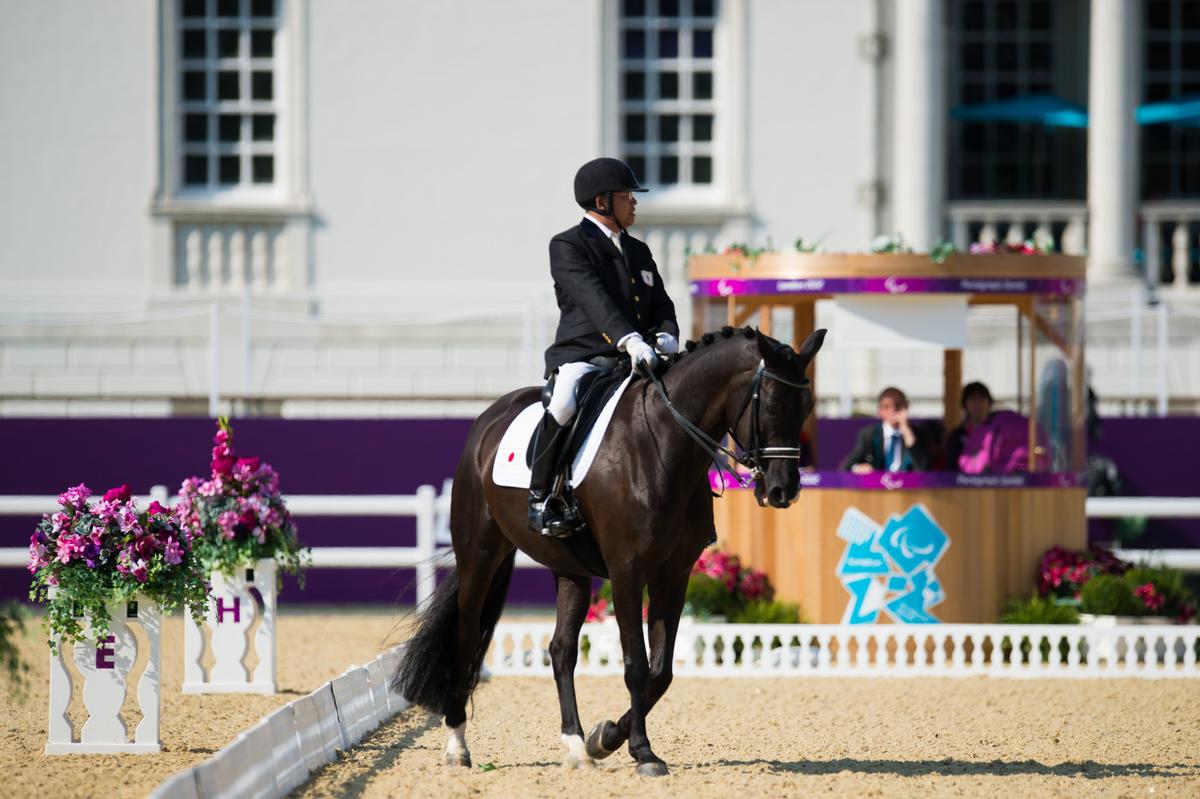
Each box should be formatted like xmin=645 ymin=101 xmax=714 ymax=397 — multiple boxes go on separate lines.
xmin=1137 ymin=96 xmax=1200 ymax=127
xmin=950 ymin=93 xmax=1089 ymax=128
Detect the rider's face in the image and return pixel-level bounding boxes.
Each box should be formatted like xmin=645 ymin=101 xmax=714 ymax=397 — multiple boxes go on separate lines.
xmin=600 ymin=191 xmax=637 ymax=229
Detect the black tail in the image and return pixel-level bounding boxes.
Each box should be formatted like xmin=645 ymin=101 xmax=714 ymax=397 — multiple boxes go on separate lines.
xmin=392 ymin=551 xmax=516 ymax=717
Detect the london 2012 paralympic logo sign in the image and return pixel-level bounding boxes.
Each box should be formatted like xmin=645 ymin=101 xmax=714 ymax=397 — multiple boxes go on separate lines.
xmin=835 ymin=504 xmax=949 ymax=624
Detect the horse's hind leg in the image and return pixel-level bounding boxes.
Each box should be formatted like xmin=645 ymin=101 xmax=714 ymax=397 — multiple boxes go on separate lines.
xmin=442 ymin=519 xmax=515 ymax=767
xmin=588 ymin=567 xmax=689 ymax=765
xmin=550 ymin=571 xmax=593 ymax=769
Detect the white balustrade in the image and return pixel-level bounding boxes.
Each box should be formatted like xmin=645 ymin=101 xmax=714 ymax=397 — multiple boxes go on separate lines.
xmin=945 ymin=201 xmax=1087 ymax=254
xmin=174 ymin=222 xmax=286 ymax=293
xmin=489 ymin=621 xmax=1200 ymax=679
xmin=183 ymin=559 xmax=277 ymax=694
xmin=46 ymin=598 xmax=162 ymax=754
xmin=1142 ymin=202 xmax=1200 ymax=291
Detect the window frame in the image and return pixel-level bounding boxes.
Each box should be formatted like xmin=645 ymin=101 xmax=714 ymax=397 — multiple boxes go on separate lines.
xmin=154 ymin=0 xmax=308 ymax=210
xmin=603 ymin=0 xmax=747 ymax=218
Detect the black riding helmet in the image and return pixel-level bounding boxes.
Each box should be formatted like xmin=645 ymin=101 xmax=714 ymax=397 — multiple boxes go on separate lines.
xmin=573 ymin=158 xmax=648 ymax=220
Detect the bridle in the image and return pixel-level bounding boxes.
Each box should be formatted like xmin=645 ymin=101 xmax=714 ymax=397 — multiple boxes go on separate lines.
xmin=642 ymin=357 xmax=810 ymax=498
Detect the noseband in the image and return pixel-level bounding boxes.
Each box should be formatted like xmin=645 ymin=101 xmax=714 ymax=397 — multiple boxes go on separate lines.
xmin=643 ymin=358 xmax=810 ymax=495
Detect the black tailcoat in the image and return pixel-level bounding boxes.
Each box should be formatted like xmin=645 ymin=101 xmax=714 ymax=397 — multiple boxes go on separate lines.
xmin=543 ymin=219 xmax=679 ymax=378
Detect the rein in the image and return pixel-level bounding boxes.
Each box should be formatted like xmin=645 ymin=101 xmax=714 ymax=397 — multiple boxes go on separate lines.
xmin=641 ymin=358 xmax=810 ymax=498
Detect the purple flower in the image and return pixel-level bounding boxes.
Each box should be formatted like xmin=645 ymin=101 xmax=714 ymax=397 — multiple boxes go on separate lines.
xmin=131 ymin=559 xmax=149 ymax=583
xmin=57 ymin=483 xmax=91 ymax=510
xmin=163 ymin=537 xmax=184 ymax=565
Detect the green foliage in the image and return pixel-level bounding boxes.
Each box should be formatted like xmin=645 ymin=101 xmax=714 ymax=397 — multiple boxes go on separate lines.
xmin=1114 ymin=516 xmax=1147 ymax=545
xmin=683 ymin=573 xmax=732 ymax=619
xmin=1000 ymin=593 xmax=1080 ymax=624
xmin=929 ymin=239 xmax=956 ymax=263
xmin=1079 ymin=574 xmax=1140 ymax=616
xmin=794 ymin=238 xmax=821 ymax=253
xmin=729 ymin=599 xmax=803 ymax=624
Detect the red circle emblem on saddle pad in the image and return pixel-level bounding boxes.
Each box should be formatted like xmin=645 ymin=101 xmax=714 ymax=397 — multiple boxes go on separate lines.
xmin=507 ymin=452 xmax=515 ymax=462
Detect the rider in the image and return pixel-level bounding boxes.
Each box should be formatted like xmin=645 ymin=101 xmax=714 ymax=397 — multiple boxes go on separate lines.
xmin=528 ymin=157 xmax=681 ymax=537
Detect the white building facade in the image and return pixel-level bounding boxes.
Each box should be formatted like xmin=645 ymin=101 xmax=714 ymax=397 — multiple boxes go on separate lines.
xmin=1 ymin=0 xmax=1198 ymax=418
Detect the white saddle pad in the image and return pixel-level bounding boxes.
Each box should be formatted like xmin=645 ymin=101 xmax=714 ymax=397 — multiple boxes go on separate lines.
xmin=491 ymin=368 xmax=634 ymax=489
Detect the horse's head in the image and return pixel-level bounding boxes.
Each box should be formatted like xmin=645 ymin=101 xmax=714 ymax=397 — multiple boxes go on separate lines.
xmin=731 ymin=328 xmax=826 ymax=509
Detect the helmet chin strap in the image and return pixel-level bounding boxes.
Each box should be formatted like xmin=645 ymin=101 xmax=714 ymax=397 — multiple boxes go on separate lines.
xmin=596 ymin=191 xmax=626 ymax=234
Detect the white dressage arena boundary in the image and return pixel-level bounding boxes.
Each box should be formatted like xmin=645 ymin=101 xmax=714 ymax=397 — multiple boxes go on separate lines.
xmin=490 ymin=620 xmax=1200 ymax=679
xmin=148 ymin=645 xmax=409 ymax=799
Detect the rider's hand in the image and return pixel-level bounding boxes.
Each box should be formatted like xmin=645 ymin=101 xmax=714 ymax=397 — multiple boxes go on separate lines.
xmin=620 ymin=333 xmax=658 ymax=369
xmin=654 ymin=332 xmax=679 ymax=356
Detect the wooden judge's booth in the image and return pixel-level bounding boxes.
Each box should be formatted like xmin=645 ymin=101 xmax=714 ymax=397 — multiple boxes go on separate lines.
xmin=691 ymin=252 xmax=1088 ymax=623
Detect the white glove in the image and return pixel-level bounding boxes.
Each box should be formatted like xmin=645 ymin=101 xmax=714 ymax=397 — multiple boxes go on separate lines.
xmin=654 ymin=332 xmax=679 ymax=355
xmin=619 ymin=332 xmax=658 ymax=369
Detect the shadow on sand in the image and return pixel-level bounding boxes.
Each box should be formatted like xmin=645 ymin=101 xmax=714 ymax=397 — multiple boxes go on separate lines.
xmin=713 ymin=757 xmax=1198 ymax=779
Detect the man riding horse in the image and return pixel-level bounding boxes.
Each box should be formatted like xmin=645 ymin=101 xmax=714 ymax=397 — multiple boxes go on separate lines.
xmin=529 ymin=157 xmax=681 ymax=537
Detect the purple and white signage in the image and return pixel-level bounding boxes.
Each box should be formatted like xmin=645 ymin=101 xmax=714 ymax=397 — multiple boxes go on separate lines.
xmin=710 ymin=470 xmax=1086 ymax=492
xmin=690 ymin=276 xmax=1083 ymax=297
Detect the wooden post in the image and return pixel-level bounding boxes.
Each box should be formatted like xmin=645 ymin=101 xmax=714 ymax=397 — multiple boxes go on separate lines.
xmin=943 ymin=349 xmax=962 ymax=432
xmin=793 ymin=300 xmax=818 ymax=463
xmin=758 ymin=303 xmax=772 ymax=336
xmin=1070 ymin=297 xmax=1087 ymax=472
xmin=1025 ymin=300 xmax=1039 ymax=472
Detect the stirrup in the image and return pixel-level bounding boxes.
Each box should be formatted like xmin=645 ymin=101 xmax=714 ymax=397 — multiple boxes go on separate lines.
xmin=529 ymin=494 xmax=580 ymax=538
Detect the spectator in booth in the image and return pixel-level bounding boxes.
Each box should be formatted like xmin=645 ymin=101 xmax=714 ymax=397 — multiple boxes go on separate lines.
xmin=840 ymin=387 xmax=937 ymax=473
xmin=945 ymin=381 xmax=995 ymax=469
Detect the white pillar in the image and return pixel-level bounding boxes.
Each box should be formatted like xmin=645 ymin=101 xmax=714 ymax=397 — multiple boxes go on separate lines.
xmin=1087 ymin=0 xmax=1140 ymax=282
xmin=893 ymin=0 xmax=945 ymax=251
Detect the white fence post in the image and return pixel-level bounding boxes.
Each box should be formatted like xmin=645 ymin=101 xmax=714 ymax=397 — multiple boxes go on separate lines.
xmin=414 ymin=484 xmax=437 ymax=609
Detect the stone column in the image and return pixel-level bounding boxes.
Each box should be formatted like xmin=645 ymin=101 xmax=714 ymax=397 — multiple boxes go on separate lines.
xmin=893 ymin=0 xmax=945 ymax=251
xmin=1087 ymin=0 xmax=1140 ymax=281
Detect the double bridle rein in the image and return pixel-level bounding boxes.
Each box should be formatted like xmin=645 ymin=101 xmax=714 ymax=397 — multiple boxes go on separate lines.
xmin=642 ymin=358 xmax=810 ymax=498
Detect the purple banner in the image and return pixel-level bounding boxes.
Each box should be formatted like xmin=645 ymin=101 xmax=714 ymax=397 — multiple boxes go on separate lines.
xmin=690 ymin=276 xmax=1083 ymax=297
xmin=710 ymin=469 xmax=1086 ymax=492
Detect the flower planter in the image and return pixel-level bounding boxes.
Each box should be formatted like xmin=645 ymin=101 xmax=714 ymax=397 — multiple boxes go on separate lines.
xmin=183 ymin=559 xmax=277 ymax=693
xmin=46 ymin=598 xmax=161 ymax=755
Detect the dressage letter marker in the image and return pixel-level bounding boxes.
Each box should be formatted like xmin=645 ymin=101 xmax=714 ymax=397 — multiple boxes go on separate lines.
xmin=184 ymin=559 xmax=278 ymax=694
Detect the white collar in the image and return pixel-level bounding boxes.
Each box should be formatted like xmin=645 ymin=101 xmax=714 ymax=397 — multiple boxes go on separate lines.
xmin=881 ymin=421 xmax=898 ymax=439
xmin=583 ymin=213 xmax=622 ymax=245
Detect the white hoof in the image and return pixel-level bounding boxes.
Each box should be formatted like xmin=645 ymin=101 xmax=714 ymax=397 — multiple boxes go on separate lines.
xmin=443 ymin=722 xmax=471 ymax=768
xmin=561 ymin=734 xmax=595 ymax=770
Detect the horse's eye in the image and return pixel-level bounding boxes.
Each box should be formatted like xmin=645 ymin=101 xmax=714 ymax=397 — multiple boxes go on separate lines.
xmin=765 ymin=403 xmax=781 ymax=416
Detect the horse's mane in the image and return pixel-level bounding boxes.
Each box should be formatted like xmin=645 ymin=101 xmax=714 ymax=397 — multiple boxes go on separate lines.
xmin=665 ymin=325 xmax=808 ymax=379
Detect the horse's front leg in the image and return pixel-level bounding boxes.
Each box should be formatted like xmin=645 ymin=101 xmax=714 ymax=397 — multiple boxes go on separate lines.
xmin=607 ymin=564 xmax=668 ymax=776
xmin=550 ymin=571 xmax=593 ymax=769
xmin=587 ymin=567 xmax=688 ymax=765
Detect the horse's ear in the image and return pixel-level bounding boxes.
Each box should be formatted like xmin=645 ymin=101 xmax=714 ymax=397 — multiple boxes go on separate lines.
xmin=796 ymin=328 xmax=827 ymax=370
xmin=755 ymin=328 xmax=790 ymax=370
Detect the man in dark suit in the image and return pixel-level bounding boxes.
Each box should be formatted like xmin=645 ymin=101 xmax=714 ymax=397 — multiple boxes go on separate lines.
xmin=529 ymin=157 xmax=680 ymax=537
xmin=840 ymin=387 xmax=936 ymax=473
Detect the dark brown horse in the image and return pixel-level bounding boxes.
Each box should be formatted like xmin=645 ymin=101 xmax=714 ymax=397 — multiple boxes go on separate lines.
xmin=394 ymin=326 xmax=825 ymax=776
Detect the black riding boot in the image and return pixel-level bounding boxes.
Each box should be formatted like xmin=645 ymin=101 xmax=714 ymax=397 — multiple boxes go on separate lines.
xmin=527 ymin=412 xmax=581 ymax=537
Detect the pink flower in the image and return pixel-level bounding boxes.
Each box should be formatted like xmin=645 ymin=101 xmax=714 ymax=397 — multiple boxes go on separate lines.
xmin=131 ymin=559 xmax=149 ymax=583
xmin=49 ymin=512 xmax=70 ymax=535
xmin=1135 ymin=583 xmax=1166 ymax=612
xmin=217 ymin=510 xmax=240 ymax=540
xmin=94 ymin=499 xmax=120 ymax=523
xmin=739 ymin=568 xmax=769 ymax=601
xmin=117 ymin=504 xmax=141 ymax=534
xmin=56 ymin=534 xmax=87 ymax=564
xmin=163 ymin=537 xmax=184 ymax=565
xmin=586 ymin=598 xmax=608 ymax=622
xmin=103 ymin=484 xmax=132 ymax=503
xmin=27 ymin=539 xmax=48 ymax=573
xmin=57 ymin=483 xmax=91 ymax=509
xmin=147 ymin=500 xmax=170 ymax=517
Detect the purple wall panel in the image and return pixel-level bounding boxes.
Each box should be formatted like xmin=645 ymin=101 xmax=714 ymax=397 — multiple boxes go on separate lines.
xmin=3 ymin=416 xmax=1197 ymax=605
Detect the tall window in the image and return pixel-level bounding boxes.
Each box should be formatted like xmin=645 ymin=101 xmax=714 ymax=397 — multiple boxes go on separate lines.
xmin=947 ymin=0 xmax=1086 ymax=199
xmin=618 ymin=0 xmax=718 ymax=189
xmin=178 ymin=0 xmax=280 ymax=194
xmin=1142 ymin=0 xmax=1200 ymax=198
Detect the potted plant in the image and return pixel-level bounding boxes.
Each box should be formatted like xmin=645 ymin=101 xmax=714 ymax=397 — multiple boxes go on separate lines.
xmin=175 ymin=418 xmax=310 ymax=693
xmin=28 ymin=483 xmax=209 ymax=753
xmin=1078 ymin=567 xmax=1196 ymax=626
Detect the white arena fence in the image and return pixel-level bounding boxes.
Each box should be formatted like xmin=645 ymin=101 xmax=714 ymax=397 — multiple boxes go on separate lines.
xmin=491 ymin=620 xmax=1200 ymax=679
xmin=149 ymin=645 xmax=409 ymax=799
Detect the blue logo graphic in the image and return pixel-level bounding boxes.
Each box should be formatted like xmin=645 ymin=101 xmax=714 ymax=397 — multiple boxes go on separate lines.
xmin=834 ymin=504 xmax=950 ymax=624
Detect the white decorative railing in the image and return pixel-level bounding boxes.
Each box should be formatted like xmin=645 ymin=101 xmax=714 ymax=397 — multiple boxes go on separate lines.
xmin=175 ymin=221 xmax=288 ymax=292
xmin=1141 ymin=201 xmax=1200 ymax=291
xmin=946 ymin=200 xmax=1087 ymax=254
xmin=489 ymin=620 xmax=1200 ymax=679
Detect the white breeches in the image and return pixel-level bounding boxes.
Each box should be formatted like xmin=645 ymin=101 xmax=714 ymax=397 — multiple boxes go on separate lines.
xmin=546 ymin=361 xmax=605 ymax=425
